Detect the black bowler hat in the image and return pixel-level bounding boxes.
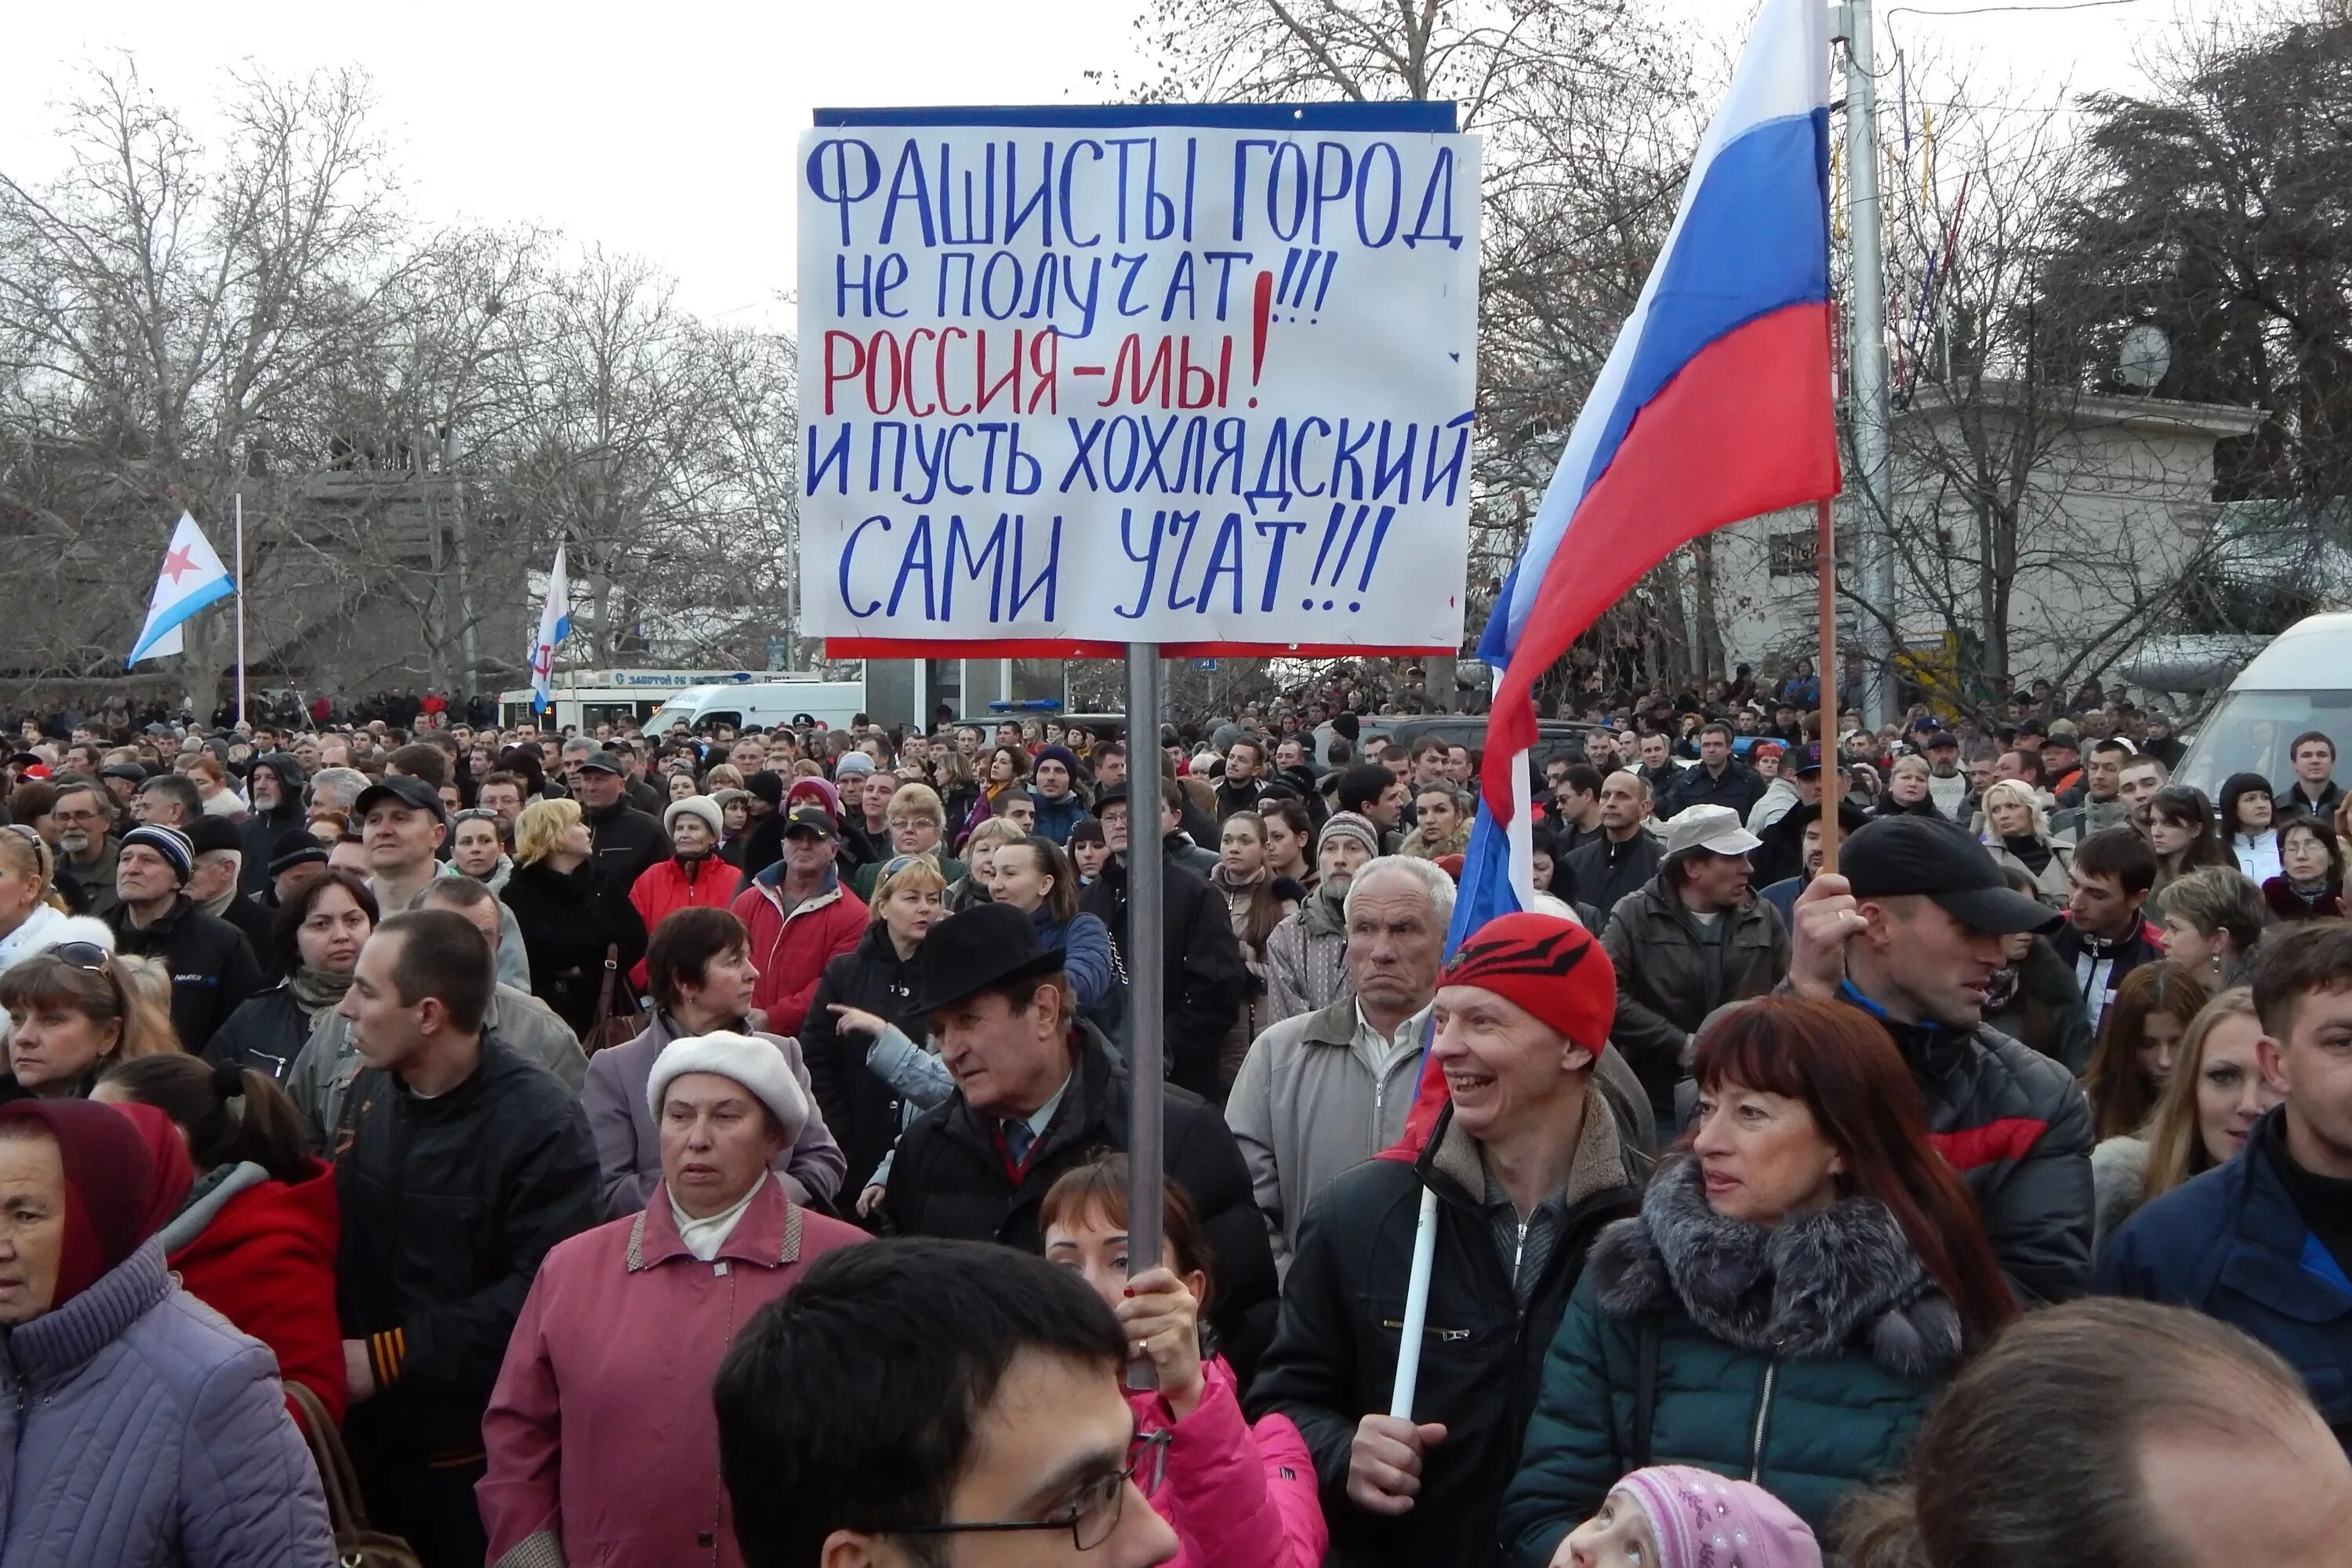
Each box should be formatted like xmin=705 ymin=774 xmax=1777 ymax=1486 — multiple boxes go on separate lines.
xmin=1843 ymin=815 xmax=2060 ymax=935
xmin=907 ymin=902 xmax=1069 ymax=1018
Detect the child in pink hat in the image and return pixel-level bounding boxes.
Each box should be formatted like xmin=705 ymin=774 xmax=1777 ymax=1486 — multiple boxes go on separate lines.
xmin=1555 ymin=1466 xmax=1819 ymax=1568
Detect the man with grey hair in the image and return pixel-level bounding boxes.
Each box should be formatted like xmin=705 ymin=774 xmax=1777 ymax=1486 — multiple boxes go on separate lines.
xmin=1229 ymin=855 xmax=1451 ymax=1272
xmin=307 ymin=765 xmax=369 ymax=819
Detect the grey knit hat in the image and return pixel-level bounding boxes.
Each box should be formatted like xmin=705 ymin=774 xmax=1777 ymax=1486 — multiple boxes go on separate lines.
xmin=1317 ymin=811 xmax=1381 ymax=862
xmin=663 ymin=795 xmax=724 ymax=840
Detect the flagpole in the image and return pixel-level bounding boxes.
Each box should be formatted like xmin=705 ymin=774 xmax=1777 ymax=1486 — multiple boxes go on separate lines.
xmin=1817 ymin=495 xmax=1840 ymax=876
xmin=1123 ymin=640 xmax=1165 ymax=1392
xmin=234 ymin=492 xmax=248 ymax=728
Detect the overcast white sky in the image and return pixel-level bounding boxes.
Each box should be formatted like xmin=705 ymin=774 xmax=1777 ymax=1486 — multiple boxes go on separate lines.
xmin=1 ymin=0 xmax=2190 ymax=328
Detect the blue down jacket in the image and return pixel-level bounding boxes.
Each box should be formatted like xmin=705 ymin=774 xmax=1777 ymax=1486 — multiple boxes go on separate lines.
xmin=0 ymin=1240 xmax=334 ymax=1568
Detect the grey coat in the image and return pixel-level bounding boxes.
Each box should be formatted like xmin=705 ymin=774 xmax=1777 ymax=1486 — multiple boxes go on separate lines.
xmin=0 ymin=1241 xmax=335 ymax=1568
xmin=580 ymin=1008 xmax=847 ymax=1220
xmin=1263 ymin=887 xmax=1349 ymax=1026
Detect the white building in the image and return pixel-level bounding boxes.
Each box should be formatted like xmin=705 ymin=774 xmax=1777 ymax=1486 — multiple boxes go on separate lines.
xmin=1710 ymin=383 xmax=2262 ymax=702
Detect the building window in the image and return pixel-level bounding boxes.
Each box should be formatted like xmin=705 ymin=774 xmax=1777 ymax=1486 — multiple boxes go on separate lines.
xmin=1766 ymin=530 xmax=1817 ymax=578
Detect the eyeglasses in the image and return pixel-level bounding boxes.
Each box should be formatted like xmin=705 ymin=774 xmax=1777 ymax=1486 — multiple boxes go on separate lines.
xmin=892 ymin=1430 xmax=1170 ymax=1553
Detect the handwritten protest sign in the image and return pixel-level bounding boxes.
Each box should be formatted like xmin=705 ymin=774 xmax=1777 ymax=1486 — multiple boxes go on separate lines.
xmin=799 ymin=105 xmax=1481 ymax=656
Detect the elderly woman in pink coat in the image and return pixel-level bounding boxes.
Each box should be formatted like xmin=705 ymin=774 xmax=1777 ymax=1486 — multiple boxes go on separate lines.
xmin=479 ymin=1030 xmax=867 ymax=1568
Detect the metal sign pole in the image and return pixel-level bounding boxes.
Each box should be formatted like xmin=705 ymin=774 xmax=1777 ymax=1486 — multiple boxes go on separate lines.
xmin=1123 ymin=641 xmax=1166 ymax=1381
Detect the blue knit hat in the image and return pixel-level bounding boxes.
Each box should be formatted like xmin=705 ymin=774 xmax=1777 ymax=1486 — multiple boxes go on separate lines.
xmin=120 ymin=824 xmax=194 ymax=884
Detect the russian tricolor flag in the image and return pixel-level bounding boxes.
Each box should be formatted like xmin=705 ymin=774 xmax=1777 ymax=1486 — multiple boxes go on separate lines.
xmin=1396 ymin=0 xmax=1841 ymax=1151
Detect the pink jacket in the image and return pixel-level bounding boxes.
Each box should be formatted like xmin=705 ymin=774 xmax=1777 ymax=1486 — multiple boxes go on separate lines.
xmin=478 ymin=1175 xmax=867 ymax=1568
xmin=1133 ymin=1356 xmax=1327 ymax=1568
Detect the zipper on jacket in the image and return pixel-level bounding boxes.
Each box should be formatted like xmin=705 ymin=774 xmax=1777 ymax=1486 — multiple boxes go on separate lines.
xmin=1381 ymin=1319 xmax=1471 ymax=1343
xmin=1747 ymin=1352 xmax=1780 ymax=1482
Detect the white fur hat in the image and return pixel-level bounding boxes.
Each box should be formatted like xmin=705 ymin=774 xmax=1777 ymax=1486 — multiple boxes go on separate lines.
xmin=645 ymin=1030 xmax=810 ymax=1143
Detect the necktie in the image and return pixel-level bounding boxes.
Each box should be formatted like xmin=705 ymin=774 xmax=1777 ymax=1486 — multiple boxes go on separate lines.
xmin=1004 ymin=1119 xmax=1034 ymax=1167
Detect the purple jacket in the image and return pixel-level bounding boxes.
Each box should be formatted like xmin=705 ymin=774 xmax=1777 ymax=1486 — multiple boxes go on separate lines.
xmin=0 ymin=1240 xmax=335 ymax=1568
xmin=581 ymin=1010 xmax=847 ymax=1221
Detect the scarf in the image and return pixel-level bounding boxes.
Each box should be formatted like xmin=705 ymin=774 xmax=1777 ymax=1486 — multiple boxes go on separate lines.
xmin=0 ymin=1100 xmax=180 ymax=1307
xmin=291 ymin=964 xmax=358 ymax=1019
xmin=2002 ymin=834 xmax=2051 ymax=875
xmin=670 ymin=1171 xmax=770 ymax=1262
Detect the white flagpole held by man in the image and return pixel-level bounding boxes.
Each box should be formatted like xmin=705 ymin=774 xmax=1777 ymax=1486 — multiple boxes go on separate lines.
xmin=127 ymin=511 xmax=236 ymax=670
xmin=529 ymin=543 xmax=572 ymax=715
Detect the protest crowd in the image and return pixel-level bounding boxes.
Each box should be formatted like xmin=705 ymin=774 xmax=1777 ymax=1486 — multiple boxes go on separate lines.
xmin=0 ymin=666 xmax=2347 ymax=1568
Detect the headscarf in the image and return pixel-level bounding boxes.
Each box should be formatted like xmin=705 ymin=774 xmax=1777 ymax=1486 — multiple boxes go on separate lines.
xmin=0 ymin=1098 xmax=189 ymax=1308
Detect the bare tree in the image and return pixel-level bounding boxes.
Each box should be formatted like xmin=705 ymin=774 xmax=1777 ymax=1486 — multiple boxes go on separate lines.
xmin=0 ymin=57 xmax=423 ymax=705
xmin=1129 ymin=0 xmax=1704 ymax=710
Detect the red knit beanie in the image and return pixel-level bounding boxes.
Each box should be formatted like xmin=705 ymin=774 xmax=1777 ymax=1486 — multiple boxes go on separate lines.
xmin=1439 ymin=911 xmax=1617 ymax=1052
xmin=0 ymin=1098 xmax=159 ymax=1307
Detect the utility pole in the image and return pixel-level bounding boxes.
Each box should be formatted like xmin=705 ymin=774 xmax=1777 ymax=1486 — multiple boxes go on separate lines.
xmin=1838 ymin=0 xmax=1896 ymax=728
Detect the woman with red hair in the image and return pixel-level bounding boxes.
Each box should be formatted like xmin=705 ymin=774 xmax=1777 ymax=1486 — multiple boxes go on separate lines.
xmin=1500 ymin=996 xmax=2015 ymax=1557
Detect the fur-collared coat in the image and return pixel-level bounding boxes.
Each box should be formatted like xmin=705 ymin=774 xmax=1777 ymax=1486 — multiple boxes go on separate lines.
xmin=1497 ymin=1156 xmax=1964 ymax=1563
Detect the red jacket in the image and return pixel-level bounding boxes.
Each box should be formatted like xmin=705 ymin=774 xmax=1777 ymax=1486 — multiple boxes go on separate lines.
xmin=160 ymin=1157 xmax=343 ymax=1428
xmin=730 ymin=865 xmax=866 ymax=1037
xmin=628 ymin=855 xmax=740 ymax=988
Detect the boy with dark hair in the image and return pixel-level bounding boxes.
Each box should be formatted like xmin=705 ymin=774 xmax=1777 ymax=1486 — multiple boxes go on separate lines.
xmin=715 ymin=1239 xmax=1178 ymax=1568
xmin=2055 ymin=826 xmax=2164 ymax=1032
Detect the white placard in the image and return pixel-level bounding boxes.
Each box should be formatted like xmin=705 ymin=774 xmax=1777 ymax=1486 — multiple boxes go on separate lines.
xmin=798 ymin=118 xmax=1481 ymax=652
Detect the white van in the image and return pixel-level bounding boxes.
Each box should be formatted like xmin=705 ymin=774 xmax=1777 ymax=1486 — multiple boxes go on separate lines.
xmin=644 ymin=679 xmax=868 ymax=735
xmin=2176 ymin=613 xmax=2352 ymax=797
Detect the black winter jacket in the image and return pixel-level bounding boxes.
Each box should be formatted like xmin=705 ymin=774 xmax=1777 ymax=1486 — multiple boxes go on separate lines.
xmin=1561 ymin=832 xmax=1664 ymax=922
xmin=237 ymin=752 xmax=307 ymax=897
xmin=332 ymin=1037 xmax=601 ymax=1465
xmin=801 ymin=922 xmax=927 ymax=1195
xmin=581 ymin=797 xmax=668 ymax=891
xmin=1080 ymin=839 xmax=1246 ymax=1098
xmin=1835 ymin=982 xmax=2095 ymax=1304
xmin=1249 ymin=1102 xmax=1642 ymax=1568
xmin=1600 ymin=873 xmax=1790 ymax=1115
xmin=103 ymin=896 xmax=264 ymax=1055
xmin=1660 ymin=758 xmax=1764 ymax=820
xmin=499 ymin=858 xmax=648 ymax=1040
xmin=204 ymin=983 xmax=312 ymax=1082
xmin=879 ymin=1022 xmax=1278 ymax=1381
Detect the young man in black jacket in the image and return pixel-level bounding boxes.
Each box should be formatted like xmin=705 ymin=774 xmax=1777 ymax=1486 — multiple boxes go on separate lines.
xmin=1081 ymin=782 xmax=1246 ymax=1098
xmin=1250 ymin=911 xmax=1640 ymax=1568
xmin=331 ymin=909 xmax=601 ymax=1567
xmin=879 ymin=902 xmax=1279 ymax=1380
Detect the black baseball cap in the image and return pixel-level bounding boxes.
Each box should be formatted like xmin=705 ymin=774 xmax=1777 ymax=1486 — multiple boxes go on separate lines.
xmin=354 ymin=775 xmax=447 ymax=824
xmin=1789 ymin=743 xmax=1824 ymax=779
xmin=575 ymin=749 xmax=626 ymax=775
xmin=782 ymin=804 xmax=835 ymax=839
xmin=1924 ymin=731 xmax=1959 ymax=752
xmin=1843 ymin=815 xmax=2060 ymax=935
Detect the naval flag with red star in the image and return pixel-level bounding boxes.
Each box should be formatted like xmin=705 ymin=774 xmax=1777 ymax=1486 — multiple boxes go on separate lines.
xmin=128 ymin=511 xmax=235 ymax=667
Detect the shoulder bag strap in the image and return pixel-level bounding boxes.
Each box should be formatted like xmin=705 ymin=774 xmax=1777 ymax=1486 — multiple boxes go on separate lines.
xmin=597 ymin=942 xmax=622 ymax=1020
xmin=283 ymin=1380 xmax=368 ymax=1544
